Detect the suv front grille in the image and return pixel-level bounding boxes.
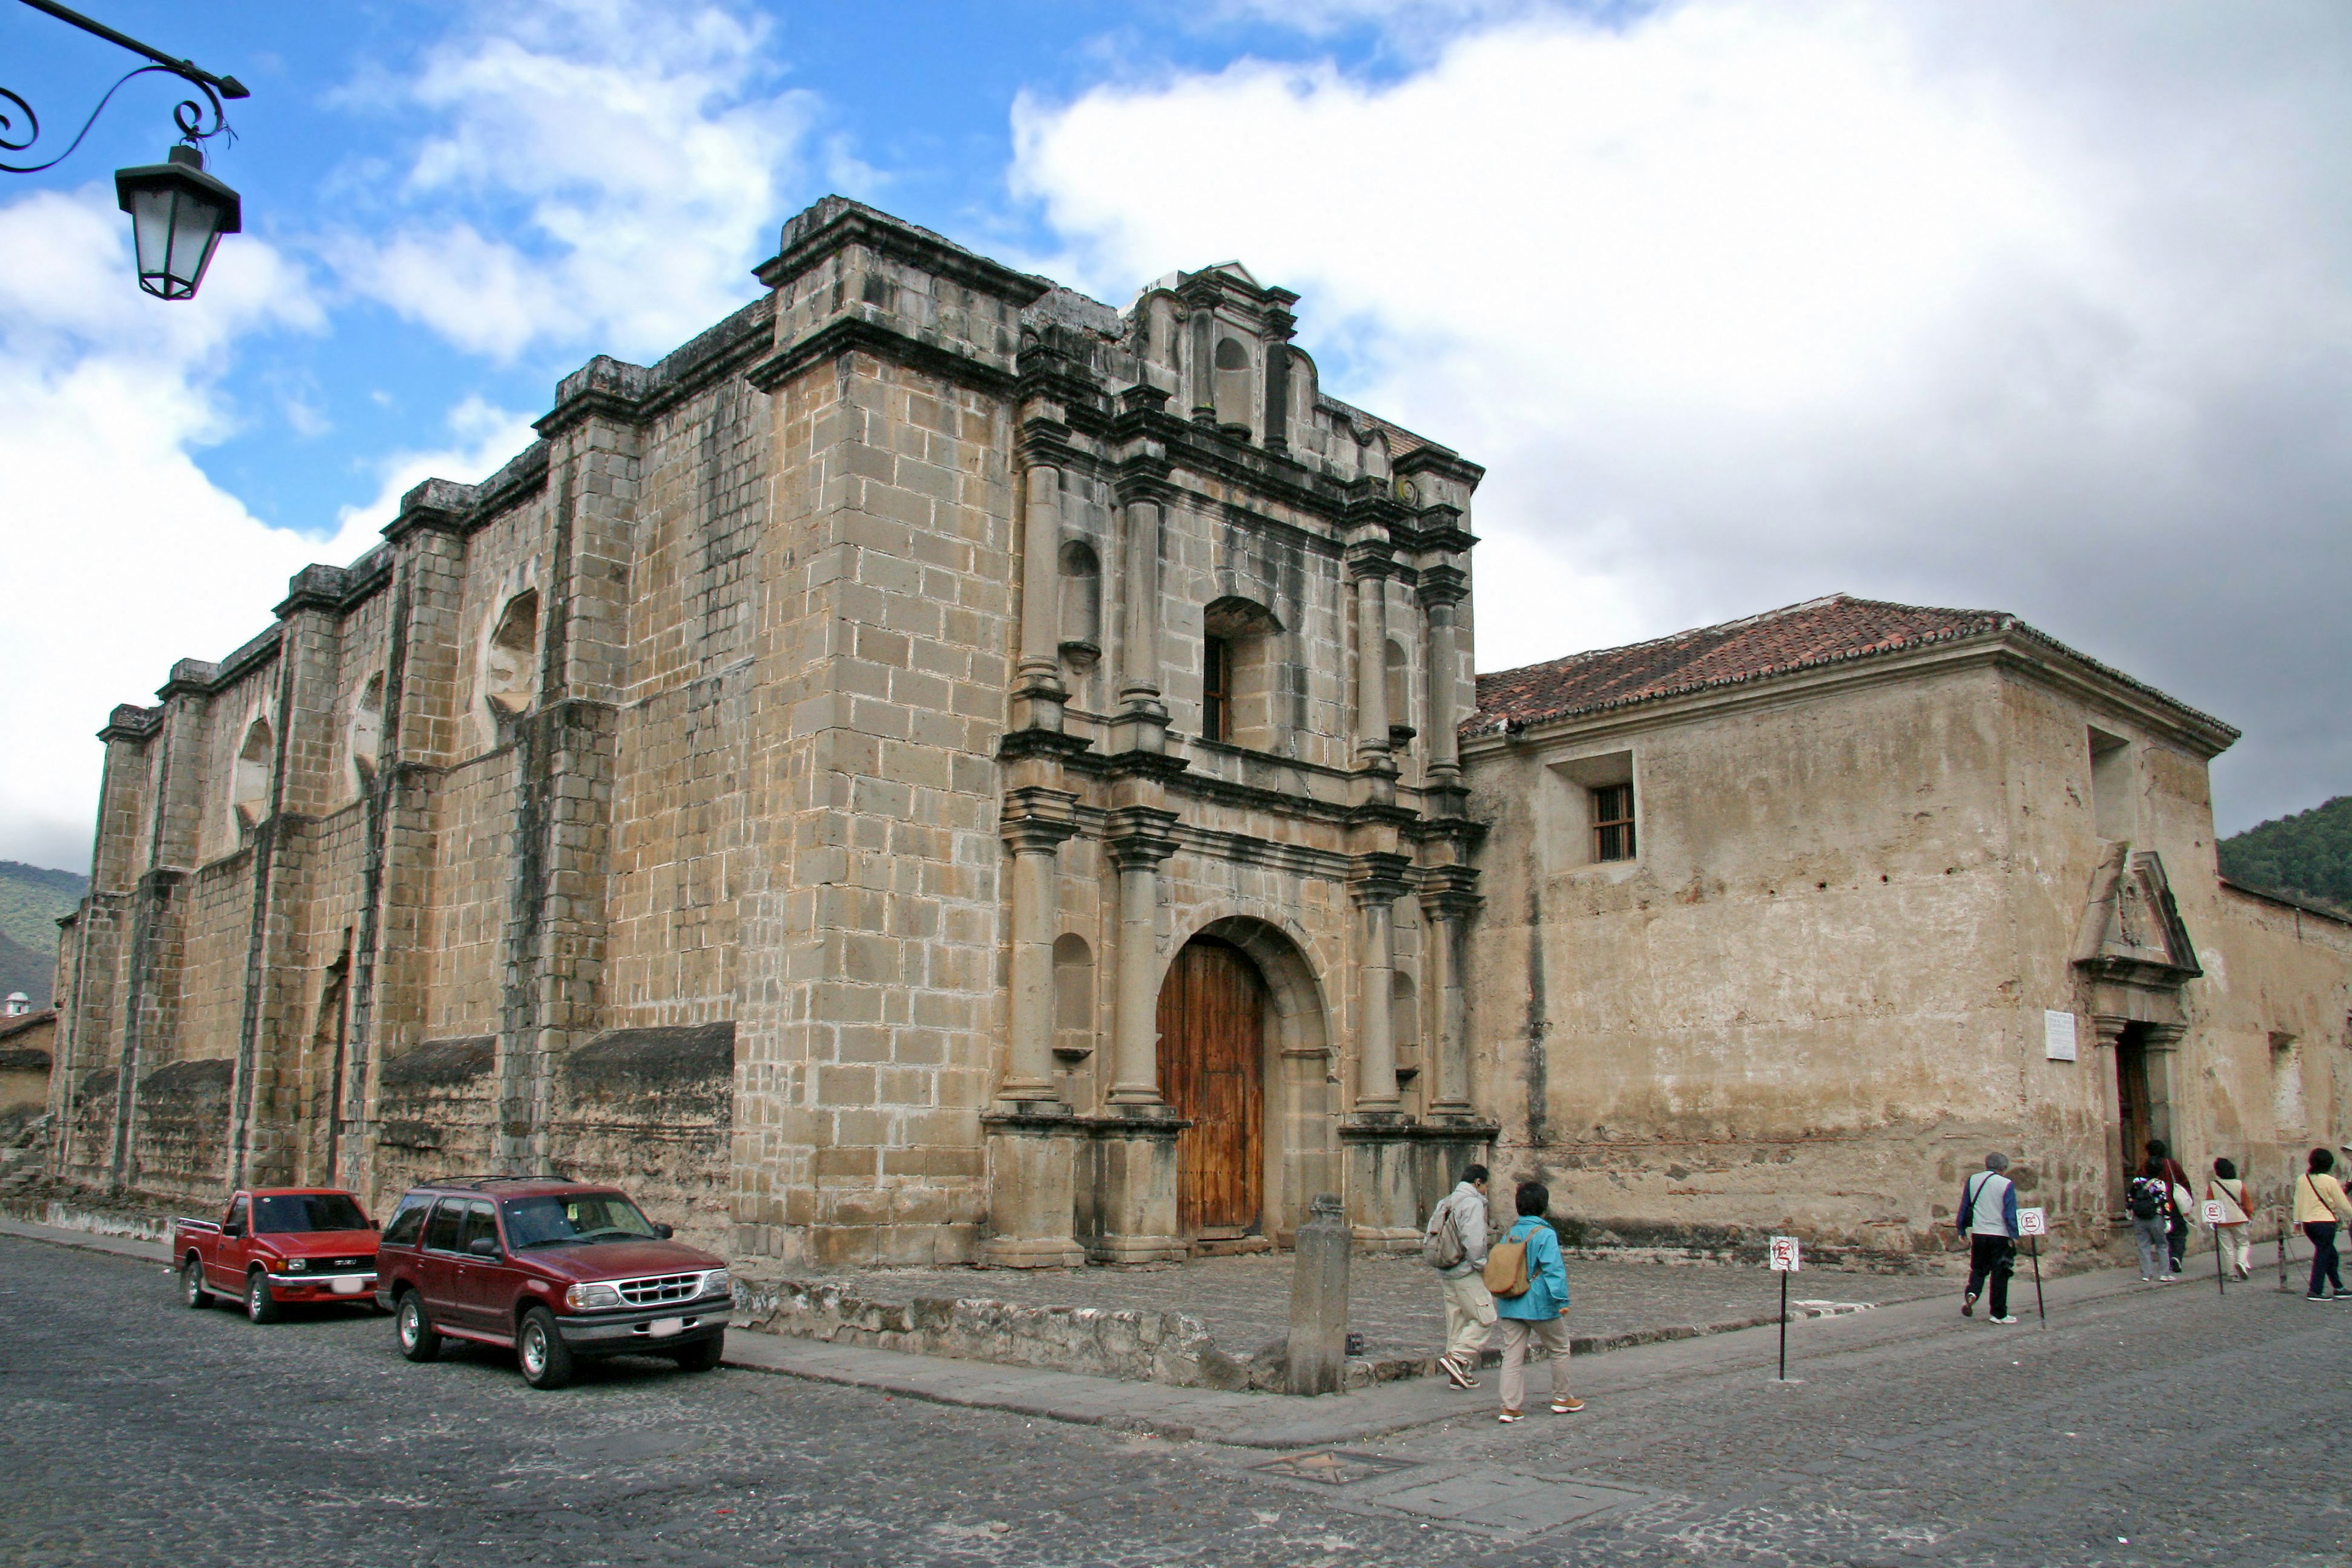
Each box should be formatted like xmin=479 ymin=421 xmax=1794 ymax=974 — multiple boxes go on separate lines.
xmin=616 ymin=1272 xmax=707 ymax=1306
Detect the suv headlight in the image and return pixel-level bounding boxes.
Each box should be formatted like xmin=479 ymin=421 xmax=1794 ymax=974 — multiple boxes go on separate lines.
xmin=565 ymin=1283 xmax=623 ymax=1311
xmin=701 ymin=1269 xmax=732 ymax=1298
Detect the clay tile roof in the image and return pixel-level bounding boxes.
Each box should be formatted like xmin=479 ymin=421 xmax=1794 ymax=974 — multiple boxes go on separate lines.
xmin=1464 ymin=593 xmax=2237 ymax=743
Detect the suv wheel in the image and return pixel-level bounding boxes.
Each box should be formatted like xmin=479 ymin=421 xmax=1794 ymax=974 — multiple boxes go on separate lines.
xmin=396 ymin=1292 xmax=442 ymax=1363
xmin=671 ymin=1333 xmax=723 ymax=1373
xmin=245 ymin=1269 xmax=281 ymax=1325
xmin=516 ymin=1306 xmax=575 ymax=1390
xmin=181 ymin=1257 xmax=208 ymax=1309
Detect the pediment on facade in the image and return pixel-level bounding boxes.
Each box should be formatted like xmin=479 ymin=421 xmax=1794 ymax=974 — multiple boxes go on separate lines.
xmin=2073 ymin=845 xmax=2201 ymax=987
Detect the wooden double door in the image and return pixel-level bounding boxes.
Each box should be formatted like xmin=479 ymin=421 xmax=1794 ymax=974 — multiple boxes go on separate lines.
xmin=1156 ymin=938 xmax=1267 ymax=1237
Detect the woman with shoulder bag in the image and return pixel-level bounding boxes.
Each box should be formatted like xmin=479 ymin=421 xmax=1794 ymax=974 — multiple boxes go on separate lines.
xmin=2207 ymin=1158 xmax=2252 ymax=1281
xmin=2293 ymin=1147 xmax=2352 ymax=1301
xmin=1487 ymin=1180 xmax=1581 ymax=1423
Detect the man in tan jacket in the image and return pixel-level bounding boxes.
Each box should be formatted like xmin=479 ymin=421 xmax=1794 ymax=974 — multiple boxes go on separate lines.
xmin=1425 ymin=1164 xmax=1495 ymax=1389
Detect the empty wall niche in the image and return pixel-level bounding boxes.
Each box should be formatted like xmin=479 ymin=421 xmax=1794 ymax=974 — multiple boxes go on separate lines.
xmin=1058 ymin=539 xmax=1101 ymax=658
xmin=2271 ymin=1031 xmax=2305 ymax=1139
xmin=2089 ymin=726 xmax=2132 ymax=840
xmin=484 ymin=590 xmax=540 ymax=717
xmin=1547 ymin=750 xmax=1636 ymax=870
xmin=1213 ymin=336 xmax=1253 ymax=432
xmin=232 ymin=718 xmax=274 ymax=832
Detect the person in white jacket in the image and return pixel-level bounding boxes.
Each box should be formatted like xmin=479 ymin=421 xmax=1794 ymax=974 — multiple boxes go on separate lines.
xmin=1424 ymin=1164 xmax=1494 ymax=1389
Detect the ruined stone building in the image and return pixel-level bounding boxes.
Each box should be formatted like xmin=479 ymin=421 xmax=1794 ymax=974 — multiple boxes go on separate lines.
xmin=42 ymin=197 xmax=2352 ymax=1268
xmin=1465 ymin=595 xmax=2352 ymax=1259
xmin=45 ymin=197 xmax=1490 ymax=1265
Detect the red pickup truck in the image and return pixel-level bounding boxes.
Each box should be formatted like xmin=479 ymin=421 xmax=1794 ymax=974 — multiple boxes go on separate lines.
xmin=175 ymin=1188 xmax=382 ymax=1323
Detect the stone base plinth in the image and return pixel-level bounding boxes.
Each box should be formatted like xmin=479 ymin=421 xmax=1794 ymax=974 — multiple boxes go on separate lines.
xmin=1340 ymin=1118 xmax=1422 ymax=1249
xmin=1081 ymin=1114 xmax=1188 ymax=1263
xmin=981 ymin=1109 xmax=1084 ymax=1268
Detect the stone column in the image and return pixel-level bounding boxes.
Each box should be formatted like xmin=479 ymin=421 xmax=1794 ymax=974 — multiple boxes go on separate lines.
xmin=1106 ymin=816 xmax=1180 ymax=1106
xmin=2090 ymin=1014 xmax=2128 ymax=1210
xmin=1351 ymin=872 xmax=1403 ymax=1114
xmin=2141 ymin=1022 xmax=2185 ymax=1156
xmin=1012 ymin=462 xmax=1066 ymax=731
xmin=1421 ymin=882 xmax=1479 ymax=1118
xmin=1349 ymin=541 xmax=1392 ymax=763
xmin=1118 ymin=494 xmax=1164 ymax=714
xmin=998 ymin=816 xmax=1076 ymax=1106
xmin=1419 ymin=567 xmax=1467 ymax=793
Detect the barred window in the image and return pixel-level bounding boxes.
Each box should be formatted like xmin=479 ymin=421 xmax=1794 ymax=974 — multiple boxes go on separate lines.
xmin=1593 ymin=782 xmax=1636 ymax=862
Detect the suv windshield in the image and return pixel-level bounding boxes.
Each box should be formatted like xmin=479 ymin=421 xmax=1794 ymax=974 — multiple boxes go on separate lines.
xmin=501 ymin=1193 xmax=658 ymax=1249
xmin=253 ymin=1193 xmax=371 ymax=1234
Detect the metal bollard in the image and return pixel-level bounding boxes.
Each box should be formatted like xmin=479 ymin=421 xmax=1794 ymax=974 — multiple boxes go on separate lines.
xmin=1286 ymin=1192 xmax=1352 ymax=1395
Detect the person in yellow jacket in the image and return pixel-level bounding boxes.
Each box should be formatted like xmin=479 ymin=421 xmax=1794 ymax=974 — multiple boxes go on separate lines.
xmin=2292 ymin=1147 xmax=2352 ymax=1301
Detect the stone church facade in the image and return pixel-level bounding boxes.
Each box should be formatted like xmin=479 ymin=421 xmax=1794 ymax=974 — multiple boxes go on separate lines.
xmin=44 ymin=197 xmax=1491 ymax=1265
xmin=42 ymin=197 xmax=2352 ymax=1270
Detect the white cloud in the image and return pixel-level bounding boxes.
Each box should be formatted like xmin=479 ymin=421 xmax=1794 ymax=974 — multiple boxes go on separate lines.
xmin=0 ymin=186 xmax=344 ymax=869
xmin=1013 ymin=0 xmax=2352 ymax=829
xmin=334 ymin=0 xmax=813 ymax=361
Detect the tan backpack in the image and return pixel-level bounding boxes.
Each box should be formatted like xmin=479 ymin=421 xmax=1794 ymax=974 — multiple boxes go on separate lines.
xmin=1483 ymin=1232 xmax=1531 ymax=1298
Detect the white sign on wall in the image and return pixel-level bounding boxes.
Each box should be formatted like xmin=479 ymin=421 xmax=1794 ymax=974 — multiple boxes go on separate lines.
xmin=2043 ymin=1009 xmax=2079 ymax=1062
xmin=1769 ymin=1235 xmax=1802 ymax=1272
xmin=2018 ymin=1207 xmax=2048 ymax=1237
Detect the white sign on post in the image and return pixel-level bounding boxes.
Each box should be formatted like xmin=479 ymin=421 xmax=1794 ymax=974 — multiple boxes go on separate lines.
xmin=2201 ymin=1199 xmax=2226 ymax=1226
xmin=1769 ymin=1235 xmax=1802 ymax=1272
xmin=2043 ymin=1009 xmax=2079 ymax=1062
xmin=2018 ymin=1207 xmax=2047 ymax=1237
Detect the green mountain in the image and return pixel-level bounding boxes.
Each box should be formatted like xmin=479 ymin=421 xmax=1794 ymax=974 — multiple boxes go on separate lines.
xmin=2217 ymin=796 xmax=2352 ymax=916
xmin=0 ymin=861 xmax=88 ymax=1009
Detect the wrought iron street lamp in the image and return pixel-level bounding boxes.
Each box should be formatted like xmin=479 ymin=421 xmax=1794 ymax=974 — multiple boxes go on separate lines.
xmin=113 ymin=142 xmax=239 ymax=299
xmin=4 ymin=0 xmax=250 ymax=300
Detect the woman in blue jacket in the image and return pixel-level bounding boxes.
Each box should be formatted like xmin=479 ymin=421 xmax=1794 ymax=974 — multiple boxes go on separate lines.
xmin=1495 ymin=1180 xmax=1583 ymax=1421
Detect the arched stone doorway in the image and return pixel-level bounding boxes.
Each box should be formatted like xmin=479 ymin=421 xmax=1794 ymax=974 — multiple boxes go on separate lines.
xmin=1153 ymin=918 xmax=1336 ymax=1246
xmin=1158 ymin=937 xmax=1265 ymax=1238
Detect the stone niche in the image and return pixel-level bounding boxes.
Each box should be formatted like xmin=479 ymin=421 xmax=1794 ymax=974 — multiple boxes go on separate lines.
xmin=132 ymin=1058 xmax=233 ymax=1202
xmin=551 ymin=1022 xmax=734 ymax=1254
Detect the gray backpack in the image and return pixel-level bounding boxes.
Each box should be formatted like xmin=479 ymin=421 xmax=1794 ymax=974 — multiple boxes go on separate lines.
xmin=1422 ymin=1200 xmax=1466 ymax=1270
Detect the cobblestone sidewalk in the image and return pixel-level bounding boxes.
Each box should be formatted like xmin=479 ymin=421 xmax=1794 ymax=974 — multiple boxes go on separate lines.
xmin=773 ymin=1250 xmax=1953 ymax=1363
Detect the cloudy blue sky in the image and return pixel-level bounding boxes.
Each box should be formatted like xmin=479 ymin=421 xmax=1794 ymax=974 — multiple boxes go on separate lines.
xmin=6 ymin=1 xmax=2350 ymax=872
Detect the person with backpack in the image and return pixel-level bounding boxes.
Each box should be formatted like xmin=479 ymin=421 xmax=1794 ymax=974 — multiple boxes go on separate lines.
xmin=1956 ymin=1152 xmax=2020 ymax=1323
xmin=1423 ymin=1163 xmax=1494 ymax=1389
xmin=1487 ymin=1179 xmax=1581 ymax=1423
xmin=2127 ymin=1157 xmax=2179 ymax=1283
xmin=2207 ymin=1157 xmax=2253 ymax=1281
xmin=2147 ymin=1139 xmax=2195 ymax=1274
xmin=2292 ymin=1147 xmax=2352 ymax=1301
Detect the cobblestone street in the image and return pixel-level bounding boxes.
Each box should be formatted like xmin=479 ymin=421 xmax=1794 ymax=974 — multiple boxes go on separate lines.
xmin=5 ymin=1234 xmax=2347 ymax=1567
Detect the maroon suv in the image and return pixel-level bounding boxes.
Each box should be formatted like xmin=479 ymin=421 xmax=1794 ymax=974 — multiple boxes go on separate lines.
xmin=374 ymin=1177 xmax=729 ymax=1389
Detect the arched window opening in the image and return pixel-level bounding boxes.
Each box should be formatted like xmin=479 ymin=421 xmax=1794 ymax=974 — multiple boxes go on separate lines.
xmin=1058 ymin=540 xmax=1101 ymax=656
xmin=484 ymin=590 xmax=540 ymax=717
xmin=349 ymin=671 xmax=384 ymax=786
xmin=232 ymin=718 xmax=274 ymax=831
xmin=1384 ymin=638 xmax=1415 ymax=747
xmin=1202 ymin=636 xmax=1233 ymax=742
xmin=1212 ymin=336 xmax=1253 ymax=431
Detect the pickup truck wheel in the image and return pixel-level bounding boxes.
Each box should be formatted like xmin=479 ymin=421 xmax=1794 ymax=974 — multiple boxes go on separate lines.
xmin=181 ymin=1257 xmax=208 ymax=1309
xmin=516 ymin=1306 xmax=575 ymax=1390
xmin=245 ymin=1269 xmax=281 ymax=1325
xmin=395 ymin=1292 xmax=441 ymax=1362
xmin=670 ymin=1333 xmax=724 ymax=1373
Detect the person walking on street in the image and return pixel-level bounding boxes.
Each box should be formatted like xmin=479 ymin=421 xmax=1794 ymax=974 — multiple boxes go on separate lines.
xmin=2207 ymin=1158 xmax=2253 ymax=1281
xmin=2147 ymin=1139 xmax=2195 ymax=1274
xmin=2127 ymin=1158 xmax=2179 ymax=1283
xmin=2293 ymin=1147 xmax=2352 ymax=1301
xmin=1957 ymin=1152 xmax=2020 ymax=1324
xmin=1423 ymin=1163 xmax=1494 ymax=1389
xmin=1490 ymin=1180 xmax=1581 ymax=1423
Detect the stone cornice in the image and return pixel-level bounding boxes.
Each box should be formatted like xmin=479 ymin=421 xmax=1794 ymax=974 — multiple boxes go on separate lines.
xmin=745 ymin=313 xmax=1019 ymax=399
xmin=98 ymin=704 xmax=161 ymax=743
xmin=753 ymin=196 xmax=1054 ymax=309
